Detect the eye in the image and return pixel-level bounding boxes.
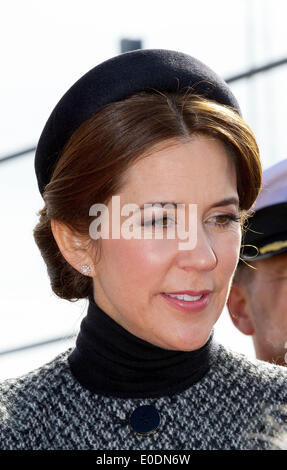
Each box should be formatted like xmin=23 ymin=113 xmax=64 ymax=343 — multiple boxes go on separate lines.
xmin=142 ymin=215 xmax=175 ymax=228
xmin=208 ymin=213 xmax=241 ymax=228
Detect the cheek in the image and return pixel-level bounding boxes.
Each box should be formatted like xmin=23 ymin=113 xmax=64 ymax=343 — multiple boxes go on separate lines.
xmin=268 ymin=282 xmax=287 ymax=321
xmin=99 ymin=238 xmax=175 ymax=290
xmin=214 ymin=230 xmax=241 ymax=279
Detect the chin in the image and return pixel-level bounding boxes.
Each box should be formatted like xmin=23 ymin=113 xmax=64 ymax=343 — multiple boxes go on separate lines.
xmin=159 ymin=331 xmax=210 ymax=352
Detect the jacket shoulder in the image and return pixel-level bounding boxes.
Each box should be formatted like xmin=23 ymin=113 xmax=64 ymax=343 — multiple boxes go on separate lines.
xmin=213 ymin=342 xmax=287 ymax=400
xmin=0 ymin=348 xmax=73 ymax=449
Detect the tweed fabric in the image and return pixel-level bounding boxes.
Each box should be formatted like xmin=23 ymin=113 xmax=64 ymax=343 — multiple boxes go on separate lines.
xmin=1 ymin=344 xmax=287 ymax=450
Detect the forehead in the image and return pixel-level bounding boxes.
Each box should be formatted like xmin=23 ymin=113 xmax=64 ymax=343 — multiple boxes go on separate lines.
xmin=120 ymin=136 xmax=237 ymax=203
xmin=254 ymin=252 xmax=287 ymax=276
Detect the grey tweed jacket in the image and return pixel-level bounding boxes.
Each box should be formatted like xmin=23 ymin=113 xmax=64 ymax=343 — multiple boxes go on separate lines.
xmin=1 ymin=343 xmax=287 ymax=450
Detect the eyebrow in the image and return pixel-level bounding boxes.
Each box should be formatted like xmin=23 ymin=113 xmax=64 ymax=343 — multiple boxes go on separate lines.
xmin=139 ymin=198 xmax=239 ymax=210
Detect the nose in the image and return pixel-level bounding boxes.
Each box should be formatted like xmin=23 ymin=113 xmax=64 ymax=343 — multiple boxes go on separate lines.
xmin=176 ymin=223 xmax=218 ymax=272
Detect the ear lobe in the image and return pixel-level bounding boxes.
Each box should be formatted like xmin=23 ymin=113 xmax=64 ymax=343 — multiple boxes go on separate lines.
xmin=227 ymin=284 xmax=255 ymax=336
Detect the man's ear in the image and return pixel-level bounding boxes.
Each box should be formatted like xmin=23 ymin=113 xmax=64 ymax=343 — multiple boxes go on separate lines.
xmin=227 ymin=284 xmax=255 ymax=336
xmin=51 ymin=218 xmax=95 ymax=276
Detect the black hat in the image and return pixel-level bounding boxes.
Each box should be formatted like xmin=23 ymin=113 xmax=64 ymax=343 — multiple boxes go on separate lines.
xmin=34 ymin=48 xmax=241 ymax=197
xmin=241 ymin=158 xmax=287 ymax=261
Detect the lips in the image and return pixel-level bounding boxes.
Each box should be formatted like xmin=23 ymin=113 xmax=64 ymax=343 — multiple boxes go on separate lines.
xmin=160 ymin=290 xmax=211 ymax=313
xmin=163 ymin=290 xmax=212 ymax=296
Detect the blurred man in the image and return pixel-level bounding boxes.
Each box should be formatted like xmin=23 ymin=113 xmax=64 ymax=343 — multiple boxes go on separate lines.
xmin=227 ymin=159 xmax=287 ymax=365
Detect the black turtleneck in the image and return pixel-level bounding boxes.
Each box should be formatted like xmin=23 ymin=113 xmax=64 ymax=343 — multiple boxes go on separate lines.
xmin=68 ymin=292 xmax=218 ymax=399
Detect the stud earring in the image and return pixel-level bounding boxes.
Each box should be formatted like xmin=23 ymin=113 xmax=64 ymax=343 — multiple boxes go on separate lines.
xmin=80 ymin=264 xmax=91 ymax=275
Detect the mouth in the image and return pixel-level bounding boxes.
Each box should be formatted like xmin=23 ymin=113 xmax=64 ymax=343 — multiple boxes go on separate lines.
xmin=160 ymin=290 xmax=211 ymax=313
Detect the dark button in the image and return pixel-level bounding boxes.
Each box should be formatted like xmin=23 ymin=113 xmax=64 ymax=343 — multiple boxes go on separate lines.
xmin=129 ymin=405 xmax=161 ymax=435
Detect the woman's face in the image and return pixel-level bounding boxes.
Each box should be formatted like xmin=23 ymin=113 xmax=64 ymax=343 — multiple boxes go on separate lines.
xmin=91 ymin=135 xmax=241 ymax=351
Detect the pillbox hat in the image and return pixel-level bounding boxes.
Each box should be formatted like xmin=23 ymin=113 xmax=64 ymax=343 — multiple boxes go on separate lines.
xmin=34 ymin=48 xmax=241 ymax=197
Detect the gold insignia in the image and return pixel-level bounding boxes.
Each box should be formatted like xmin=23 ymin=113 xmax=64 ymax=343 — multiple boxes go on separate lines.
xmin=259 ymin=240 xmax=287 ymax=254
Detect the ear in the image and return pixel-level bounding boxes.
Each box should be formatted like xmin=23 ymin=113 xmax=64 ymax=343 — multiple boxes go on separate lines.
xmin=51 ymin=218 xmax=96 ymax=277
xmin=227 ymin=284 xmax=255 ymax=336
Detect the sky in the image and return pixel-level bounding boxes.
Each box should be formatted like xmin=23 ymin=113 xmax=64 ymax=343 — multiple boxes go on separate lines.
xmin=1 ymin=0 xmax=286 ymax=163
xmin=0 ymin=0 xmax=286 ymax=379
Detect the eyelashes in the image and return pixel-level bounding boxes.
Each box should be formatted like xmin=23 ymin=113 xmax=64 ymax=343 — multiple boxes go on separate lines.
xmin=209 ymin=214 xmax=241 ymax=229
xmin=142 ymin=216 xmax=174 ymax=228
xmin=141 ymin=213 xmax=241 ymax=229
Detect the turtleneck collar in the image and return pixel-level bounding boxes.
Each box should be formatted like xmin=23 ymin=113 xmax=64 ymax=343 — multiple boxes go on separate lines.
xmin=68 ymin=292 xmax=219 ymax=399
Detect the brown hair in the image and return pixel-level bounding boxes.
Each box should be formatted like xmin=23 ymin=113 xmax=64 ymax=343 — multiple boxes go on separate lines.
xmin=33 ymin=90 xmax=262 ymax=301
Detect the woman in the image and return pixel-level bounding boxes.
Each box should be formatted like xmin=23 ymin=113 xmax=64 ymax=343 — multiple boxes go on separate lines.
xmin=1 ymin=49 xmax=287 ymax=450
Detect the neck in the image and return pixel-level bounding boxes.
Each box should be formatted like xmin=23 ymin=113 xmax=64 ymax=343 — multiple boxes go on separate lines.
xmin=68 ymin=293 xmax=219 ymax=398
